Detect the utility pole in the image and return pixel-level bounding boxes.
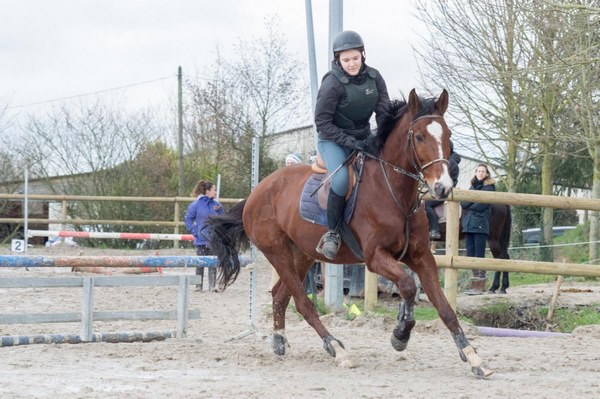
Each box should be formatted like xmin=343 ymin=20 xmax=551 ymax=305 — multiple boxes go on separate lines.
xmin=177 ymin=66 xmax=184 ymax=197
xmin=323 ymin=0 xmax=344 ymax=312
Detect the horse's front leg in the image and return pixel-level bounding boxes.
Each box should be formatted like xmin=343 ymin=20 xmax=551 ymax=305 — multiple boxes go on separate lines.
xmin=412 ymin=252 xmax=494 ymax=379
xmin=367 ymin=246 xmax=418 ymax=352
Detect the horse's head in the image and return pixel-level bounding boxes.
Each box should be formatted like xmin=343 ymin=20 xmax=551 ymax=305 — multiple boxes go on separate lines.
xmin=406 ymin=89 xmax=453 ymax=199
xmin=378 ymin=89 xmax=453 ymax=200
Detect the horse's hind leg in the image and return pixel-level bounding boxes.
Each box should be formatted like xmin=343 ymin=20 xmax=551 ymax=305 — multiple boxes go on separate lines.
xmin=415 ymin=257 xmax=494 ymax=379
xmin=265 ymin=248 xmax=351 ymax=365
xmin=271 ymin=278 xmax=293 ymax=355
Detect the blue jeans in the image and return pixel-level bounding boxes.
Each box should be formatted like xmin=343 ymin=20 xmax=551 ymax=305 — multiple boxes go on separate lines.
xmin=465 ymin=232 xmax=487 ymax=279
xmin=317 ymin=139 xmax=352 ymax=196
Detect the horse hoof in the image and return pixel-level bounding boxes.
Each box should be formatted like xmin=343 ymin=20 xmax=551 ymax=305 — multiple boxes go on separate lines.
xmin=390 ymin=320 xmax=415 ymax=352
xmin=323 ymin=335 xmax=345 ymax=357
xmin=273 ymin=333 xmax=287 ymax=356
xmin=472 ymin=365 xmax=494 ymax=379
xmin=390 ymin=335 xmax=409 ymax=352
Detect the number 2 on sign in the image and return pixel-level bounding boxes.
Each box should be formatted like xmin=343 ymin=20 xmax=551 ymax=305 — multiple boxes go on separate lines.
xmin=11 ymin=239 xmax=25 ymax=252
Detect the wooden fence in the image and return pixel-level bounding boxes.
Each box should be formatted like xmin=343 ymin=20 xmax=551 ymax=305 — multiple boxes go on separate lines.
xmin=2 ymin=190 xmax=600 ymax=310
xmin=0 ymin=193 xmax=243 ymax=246
xmin=363 ymin=189 xmax=600 ymax=310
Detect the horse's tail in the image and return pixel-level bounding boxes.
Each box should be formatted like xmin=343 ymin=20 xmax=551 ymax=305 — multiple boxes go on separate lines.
xmin=206 ymin=199 xmax=250 ymax=290
xmin=499 ymin=205 xmax=512 ymax=259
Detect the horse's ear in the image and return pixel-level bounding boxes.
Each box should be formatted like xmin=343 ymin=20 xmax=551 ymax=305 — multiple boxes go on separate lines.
xmin=408 ymin=89 xmax=421 ymax=116
xmin=436 ymin=89 xmax=449 ymax=115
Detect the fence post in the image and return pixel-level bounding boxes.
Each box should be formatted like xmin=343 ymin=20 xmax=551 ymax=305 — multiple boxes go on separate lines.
xmin=364 ymin=267 xmax=378 ymax=311
xmin=60 ymin=200 xmax=68 ymax=244
xmin=173 ymin=201 xmax=180 ymax=249
xmin=176 ymin=275 xmax=189 ymax=338
xmin=81 ymin=277 xmax=94 ymax=341
xmin=444 ymin=201 xmax=460 ymax=310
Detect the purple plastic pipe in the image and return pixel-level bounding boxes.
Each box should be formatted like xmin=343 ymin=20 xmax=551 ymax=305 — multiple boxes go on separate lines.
xmin=478 ymin=326 xmax=570 ymax=338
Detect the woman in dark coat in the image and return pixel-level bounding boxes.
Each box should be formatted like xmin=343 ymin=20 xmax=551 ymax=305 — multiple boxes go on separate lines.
xmin=460 ymin=163 xmax=495 ymax=295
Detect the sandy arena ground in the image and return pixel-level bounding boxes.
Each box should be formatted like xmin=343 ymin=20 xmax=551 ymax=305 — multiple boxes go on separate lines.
xmin=1 ymin=244 xmax=599 ymax=399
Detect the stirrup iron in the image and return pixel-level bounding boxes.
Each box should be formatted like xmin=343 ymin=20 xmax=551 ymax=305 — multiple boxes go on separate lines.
xmin=316 ymin=231 xmax=341 ymax=260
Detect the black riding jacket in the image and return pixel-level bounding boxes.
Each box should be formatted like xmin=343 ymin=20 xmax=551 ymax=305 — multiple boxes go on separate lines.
xmin=315 ymin=62 xmax=390 ymax=148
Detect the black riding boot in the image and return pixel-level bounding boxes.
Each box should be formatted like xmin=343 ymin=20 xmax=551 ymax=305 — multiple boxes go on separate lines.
xmin=426 ymin=206 xmax=441 ymax=239
xmin=317 ymin=191 xmax=346 ymax=260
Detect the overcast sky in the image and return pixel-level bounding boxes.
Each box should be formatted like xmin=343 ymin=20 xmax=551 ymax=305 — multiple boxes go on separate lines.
xmin=1 ymin=0 xmax=425 ymax=121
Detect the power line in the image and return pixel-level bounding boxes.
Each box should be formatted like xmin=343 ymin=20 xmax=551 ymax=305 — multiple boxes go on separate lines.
xmin=6 ymin=75 xmax=177 ymax=110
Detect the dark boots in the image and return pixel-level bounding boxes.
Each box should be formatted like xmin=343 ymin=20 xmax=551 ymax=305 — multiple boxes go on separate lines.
xmin=425 ymin=205 xmax=441 ymax=240
xmin=195 ymin=267 xmax=205 ymax=291
xmin=317 ymin=191 xmax=346 ymax=260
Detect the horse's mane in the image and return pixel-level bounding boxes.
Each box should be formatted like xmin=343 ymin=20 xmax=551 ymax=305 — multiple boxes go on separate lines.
xmin=373 ymin=95 xmax=439 ymax=153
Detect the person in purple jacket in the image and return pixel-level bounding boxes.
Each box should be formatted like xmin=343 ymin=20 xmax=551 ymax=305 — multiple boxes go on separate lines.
xmin=184 ymin=180 xmax=224 ymax=291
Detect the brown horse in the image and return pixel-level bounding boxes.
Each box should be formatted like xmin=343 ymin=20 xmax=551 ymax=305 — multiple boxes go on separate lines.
xmin=208 ymin=89 xmax=493 ymax=378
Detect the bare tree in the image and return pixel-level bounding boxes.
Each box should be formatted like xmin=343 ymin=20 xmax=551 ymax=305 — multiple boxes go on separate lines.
xmin=230 ymin=16 xmax=310 ymax=136
xmin=414 ymin=0 xmax=599 ymax=257
xmin=414 ymin=0 xmax=541 ymax=193
xmin=20 ymin=99 xmax=159 ymax=194
xmin=182 ymin=16 xmax=310 ymax=197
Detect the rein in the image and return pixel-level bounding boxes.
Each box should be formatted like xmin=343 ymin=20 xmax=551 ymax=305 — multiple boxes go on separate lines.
xmin=363 ymin=113 xmax=449 ymax=260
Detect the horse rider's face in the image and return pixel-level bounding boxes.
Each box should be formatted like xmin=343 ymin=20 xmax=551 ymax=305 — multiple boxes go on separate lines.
xmin=339 ymin=49 xmax=362 ymax=76
xmin=206 ymin=185 xmax=217 ymax=199
xmin=475 ymin=166 xmax=488 ymax=181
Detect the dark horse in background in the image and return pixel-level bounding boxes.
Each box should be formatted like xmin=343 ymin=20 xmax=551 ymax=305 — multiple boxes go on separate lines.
xmin=432 ymin=203 xmax=512 ymax=293
xmin=207 ymin=89 xmax=493 ymax=378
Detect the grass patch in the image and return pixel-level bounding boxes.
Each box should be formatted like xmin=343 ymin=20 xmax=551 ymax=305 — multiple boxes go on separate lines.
xmin=291 ymin=295 xmax=446 ymax=322
xmin=541 ymin=305 xmax=600 ymax=333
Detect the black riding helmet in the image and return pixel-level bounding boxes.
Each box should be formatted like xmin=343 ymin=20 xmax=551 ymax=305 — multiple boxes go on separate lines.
xmin=332 ymin=30 xmax=365 ymax=62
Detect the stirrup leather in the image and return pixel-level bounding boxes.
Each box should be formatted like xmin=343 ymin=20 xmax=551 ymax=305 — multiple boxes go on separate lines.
xmin=316 ymin=231 xmax=341 ymax=260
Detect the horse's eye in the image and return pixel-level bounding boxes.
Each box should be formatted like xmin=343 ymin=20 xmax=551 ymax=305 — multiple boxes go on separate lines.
xmin=415 ymin=134 xmax=425 ymax=143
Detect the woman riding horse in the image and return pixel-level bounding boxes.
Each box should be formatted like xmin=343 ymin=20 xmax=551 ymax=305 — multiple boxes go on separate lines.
xmin=314 ymin=30 xmax=390 ymax=259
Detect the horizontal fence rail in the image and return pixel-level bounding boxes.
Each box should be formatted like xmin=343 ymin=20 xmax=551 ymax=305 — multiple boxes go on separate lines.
xmin=434 ymin=255 xmax=600 ymax=278
xmin=0 ymin=255 xmax=252 ymax=269
xmin=0 ymin=255 xmax=219 ymax=268
xmin=29 ymin=229 xmax=194 ymax=241
xmin=0 ymin=193 xmax=244 ymax=232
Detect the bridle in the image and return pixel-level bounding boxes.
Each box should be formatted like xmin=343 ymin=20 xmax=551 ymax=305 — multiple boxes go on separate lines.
xmin=363 ymin=114 xmax=449 ymax=213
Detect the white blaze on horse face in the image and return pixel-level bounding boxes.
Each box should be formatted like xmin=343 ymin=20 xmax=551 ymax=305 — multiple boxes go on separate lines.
xmin=426 ymin=121 xmax=453 ymax=191
xmin=426 ymin=121 xmax=444 ymax=157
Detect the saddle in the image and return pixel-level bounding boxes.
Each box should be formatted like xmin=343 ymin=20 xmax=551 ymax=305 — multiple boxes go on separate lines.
xmin=310 ymin=153 xmax=357 ymax=204
xmin=299 ymin=153 xmax=364 ymax=260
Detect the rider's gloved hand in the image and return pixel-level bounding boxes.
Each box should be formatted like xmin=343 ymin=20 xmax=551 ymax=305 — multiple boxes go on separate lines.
xmin=352 ymin=139 xmax=368 ymax=152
